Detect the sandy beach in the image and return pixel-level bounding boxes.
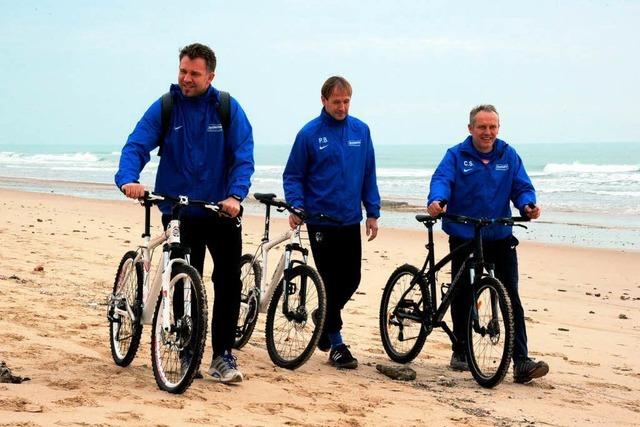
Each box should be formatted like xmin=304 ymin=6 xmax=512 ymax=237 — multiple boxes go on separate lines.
xmin=1 ymin=188 xmax=638 ymax=426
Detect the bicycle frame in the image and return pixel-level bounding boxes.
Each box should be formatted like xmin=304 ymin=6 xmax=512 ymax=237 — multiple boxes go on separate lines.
xmin=112 ymin=194 xmax=208 ymax=332
xmin=398 ymin=215 xmax=502 ymax=344
xmin=251 ymin=200 xmax=308 ymax=313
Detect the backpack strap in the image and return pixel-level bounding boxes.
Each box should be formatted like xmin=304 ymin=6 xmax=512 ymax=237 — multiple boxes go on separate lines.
xmin=218 ymin=90 xmax=231 ymax=130
xmin=158 ymin=91 xmax=173 ymax=157
xmin=158 ymin=90 xmax=231 ymax=157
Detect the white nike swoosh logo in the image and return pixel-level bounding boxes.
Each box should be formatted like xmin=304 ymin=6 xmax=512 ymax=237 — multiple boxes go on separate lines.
xmin=174 ymin=125 xmax=183 ymax=130
xmin=319 ymin=145 xmax=328 ymax=150
xmin=463 ymin=168 xmax=472 ymax=172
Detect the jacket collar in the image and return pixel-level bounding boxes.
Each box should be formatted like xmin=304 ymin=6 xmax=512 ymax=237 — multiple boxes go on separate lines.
xmin=320 ymin=108 xmax=348 ymax=126
xmin=169 ymin=84 xmax=218 ymax=104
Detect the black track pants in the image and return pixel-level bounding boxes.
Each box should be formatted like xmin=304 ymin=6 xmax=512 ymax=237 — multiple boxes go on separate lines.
xmin=306 ymin=224 xmax=362 ymax=334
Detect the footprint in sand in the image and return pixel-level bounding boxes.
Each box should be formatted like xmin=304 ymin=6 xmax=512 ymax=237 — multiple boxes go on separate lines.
xmin=0 ymin=397 xmax=44 ymax=413
xmin=54 ymin=395 xmax=100 ymax=407
xmin=586 ymin=381 xmax=632 ymax=392
xmin=568 ymin=359 xmax=600 ymax=367
xmin=108 ymin=411 xmax=144 ymax=422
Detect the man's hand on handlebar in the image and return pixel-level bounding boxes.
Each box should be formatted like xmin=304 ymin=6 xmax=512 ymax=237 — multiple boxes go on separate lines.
xmin=427 ymin=200 xmax=446 ymax=217
xmin=288 ymin=209 xmax=304 ymax=230
xmin=219 ymin=197 xmax=242 ymax=218
xmin=121 ymin=183 xmax=146 ymax=200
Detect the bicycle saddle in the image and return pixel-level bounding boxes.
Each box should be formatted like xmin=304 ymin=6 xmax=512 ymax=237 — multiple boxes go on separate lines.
xmin=254 ymin=193 xmax=277 ymax=203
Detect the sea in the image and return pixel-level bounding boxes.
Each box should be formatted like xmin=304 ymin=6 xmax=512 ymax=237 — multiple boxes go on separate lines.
xmin=0 ymin=142 xmax=638 ymax=251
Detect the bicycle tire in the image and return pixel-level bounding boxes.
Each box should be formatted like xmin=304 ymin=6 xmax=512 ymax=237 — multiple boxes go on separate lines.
xmin=379 ymin=264 xmax=430 ymax=364
xmin=109 ymin=250 xmax=144 ymax=367
xmin=466 ymin=276 xmax=514 ymax=388
xmin=265 ymin=265 xmax=326 ymax=369
xmin=233 ymin=254 xmax=262 ymax=349
xmin=150 ymin=264 xmax=208 ymax=394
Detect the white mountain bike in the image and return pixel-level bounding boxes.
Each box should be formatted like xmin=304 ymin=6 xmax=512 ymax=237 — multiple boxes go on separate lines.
xmin=107 ymin=192 xmax=220 ymax=393
xmin=233 ymin=193 xmax=327 ymax=369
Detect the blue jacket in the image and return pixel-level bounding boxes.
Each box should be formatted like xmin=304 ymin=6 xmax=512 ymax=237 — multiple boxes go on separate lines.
xmin=427 ymin=136 xmax=536 ymax=240
xmin=283 ymin=109 xmax=381 ymax=226
xmin=115 ymin=85 xmax=254 ymax=215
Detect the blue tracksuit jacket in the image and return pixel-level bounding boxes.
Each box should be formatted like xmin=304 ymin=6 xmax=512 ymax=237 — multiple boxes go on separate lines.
xmin=427 ymin=136 xmax=536 ymax=240
xmin=115 ymin=85 xmax=254 ymax=215
xmin=283 ymin=109 xmax=381 ymax=226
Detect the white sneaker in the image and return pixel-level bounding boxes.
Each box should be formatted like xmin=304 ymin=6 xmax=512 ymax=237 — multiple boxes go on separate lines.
xmin=207 ymin=351 xmax=243 ymax=383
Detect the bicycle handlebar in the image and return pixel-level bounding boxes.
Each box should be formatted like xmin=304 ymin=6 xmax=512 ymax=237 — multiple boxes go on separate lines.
xmin=416 ymin=201 xmax=536 ymax=229
xmin=253 ymin=193 xmax=342 ymax=225
xmin=140 ymin=191 xmax=222 ymax=214
xmin=442 ymin=213 xmax=530 ymax=228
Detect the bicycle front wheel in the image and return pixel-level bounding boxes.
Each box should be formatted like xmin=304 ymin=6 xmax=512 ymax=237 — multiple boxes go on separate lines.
xmin=109 ymin=251 xmax=144 ymax=367
xmin=379 ymin=264 xmax=430 ymax=364
xmin=150 ymin=264 xmax=208 ymax=394
xmin=233 ymin=254 xmax=262 ymax=349
xmin=265 ymin=265 xmax=326 ymax=369
xmin=466 ymin=276 xmax=514 ymax=388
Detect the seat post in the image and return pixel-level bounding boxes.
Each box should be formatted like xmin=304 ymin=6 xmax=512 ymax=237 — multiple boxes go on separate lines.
xmin=262 ymin=204 xmax=271 ymax=243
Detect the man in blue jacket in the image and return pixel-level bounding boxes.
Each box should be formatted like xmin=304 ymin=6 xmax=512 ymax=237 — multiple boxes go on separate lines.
xmin=283 ymin=76 xmax=381 ymax=369
xmin=427 ymin=105 xmax=548 ymax=384
xmin=115 ymin=43 xmax=254 ymax=383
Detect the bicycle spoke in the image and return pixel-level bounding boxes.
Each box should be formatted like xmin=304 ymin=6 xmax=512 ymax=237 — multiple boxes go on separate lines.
xmin=466 ymin=277 xmax=514 ymax=388
xmin=266 ymin=265 xmax=326 ymax=369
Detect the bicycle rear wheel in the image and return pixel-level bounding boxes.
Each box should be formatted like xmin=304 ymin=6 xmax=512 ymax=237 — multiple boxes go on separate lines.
xmin=466 ymin=276 xmax=514 ymax=388
xmin=151 ymin=264 xmax=208 ymax=394
xmin=265 ymin=265 xmax=326 ymax=369
xmin=233 ymin=254 xmax=262 ymax=349
xmin=379 ymin=264 xmax=430 ymax=364
xmin=109 ymin=251 xmax=144 ymax=367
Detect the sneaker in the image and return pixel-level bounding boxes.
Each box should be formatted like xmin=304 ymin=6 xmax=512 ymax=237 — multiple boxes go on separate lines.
xmin=449 ymin=352 xmax=469 ymax=371
xmin=207 ymin=351 xmax=243 ymax=383
xmin=513 ymin=358 xmax=549 ymax=384
xmin=329 ymin=344 xmax=358 ymax=369
xmin=311 ymin=309 xmax=330 ymax=352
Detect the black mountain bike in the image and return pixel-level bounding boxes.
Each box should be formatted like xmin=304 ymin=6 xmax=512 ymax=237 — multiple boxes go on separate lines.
xmin=379 ymin=210 xmax=530 ymax=388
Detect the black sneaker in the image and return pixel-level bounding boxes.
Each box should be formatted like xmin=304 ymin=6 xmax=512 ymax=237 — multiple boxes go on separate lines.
xmin=449 ymin=352 xmax=469 ymax=371
xmin=311 ymin=309 xmax=330 ymax=352
xmin=513 ymin=358 xmax=549 ymax=383
xmin=329 ymin=344 xmax=358 ymax=369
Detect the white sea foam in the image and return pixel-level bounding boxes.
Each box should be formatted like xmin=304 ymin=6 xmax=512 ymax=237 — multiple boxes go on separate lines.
xmin=0 ymin=151 xmax=100 ymax=164
xmin=376 ymin=167 xmax=434 ymax=178
xmin=542 ymin=162 xmax=639 ymax=174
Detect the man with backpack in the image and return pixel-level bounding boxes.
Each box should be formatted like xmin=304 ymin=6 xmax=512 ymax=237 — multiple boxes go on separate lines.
xmin=115 ymin=42 xmax=254 ymax=383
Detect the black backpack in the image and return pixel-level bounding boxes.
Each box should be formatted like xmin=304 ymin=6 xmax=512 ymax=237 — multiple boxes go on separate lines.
xmin=157 ymin=90 xmax=231 ymax=156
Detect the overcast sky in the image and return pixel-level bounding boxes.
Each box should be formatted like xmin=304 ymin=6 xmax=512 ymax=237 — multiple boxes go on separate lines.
xmin=1 ymin=0 xmax=638 ymax=147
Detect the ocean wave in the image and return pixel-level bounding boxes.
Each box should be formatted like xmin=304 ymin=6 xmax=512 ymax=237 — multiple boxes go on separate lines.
xmin=50 ymin=166 xmax=118 ymax=172
xmin=542 ymin=162 xmax=639 ymax=174
xmin=376 ymin=167 xmax=434 ymax=178
xmin=0 ymin=151 xmax=100 ymax=164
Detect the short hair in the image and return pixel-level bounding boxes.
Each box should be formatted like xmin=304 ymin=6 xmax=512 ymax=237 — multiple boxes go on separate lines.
xmin=321 ymin=76 xmax=353 ymax=99
xmin=179 ymin=43 xmax=217 ymax=73
xmin=469 ymin=104 xmax=499 ymax=126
